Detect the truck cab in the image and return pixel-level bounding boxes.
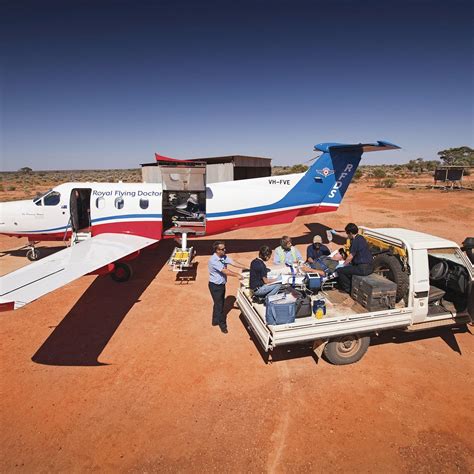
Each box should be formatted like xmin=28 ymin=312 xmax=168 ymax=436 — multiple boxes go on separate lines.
xmin=237 ymin=227 xmax=474 ymax=366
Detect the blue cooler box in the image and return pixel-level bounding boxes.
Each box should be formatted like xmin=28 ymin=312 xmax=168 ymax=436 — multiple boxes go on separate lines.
xmin=265 ymin=296 xmax=296 ymax=325
xmin=306 ymin=273 xmax=322 ymax=290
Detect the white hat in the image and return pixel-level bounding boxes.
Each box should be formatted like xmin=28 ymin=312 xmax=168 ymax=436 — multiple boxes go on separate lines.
xmin=313 ymin=235 xmax=322 ymax=244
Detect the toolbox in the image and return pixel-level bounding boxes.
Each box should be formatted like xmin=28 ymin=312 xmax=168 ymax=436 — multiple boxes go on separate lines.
xmin=351 ymin=273 xmax=397 ymax=311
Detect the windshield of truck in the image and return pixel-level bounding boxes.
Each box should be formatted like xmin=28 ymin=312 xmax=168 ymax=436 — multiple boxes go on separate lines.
xmin=428 ymin=248 xmax=466 ymax=266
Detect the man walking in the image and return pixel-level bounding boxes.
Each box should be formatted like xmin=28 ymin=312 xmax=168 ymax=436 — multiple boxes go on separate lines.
xmin=208 ymin=241 xmax=243 ymax=333
xmin=337 ymin=223 xmax=373 ymax=293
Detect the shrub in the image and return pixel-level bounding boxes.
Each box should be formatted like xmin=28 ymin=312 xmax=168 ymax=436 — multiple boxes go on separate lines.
xmin=372 ymin=168 xmax=387 ymax=179
xmin=7 ymin=185 xmax=16 ymax=191
xmin=381 ymin=178 xmax=396 ymax=188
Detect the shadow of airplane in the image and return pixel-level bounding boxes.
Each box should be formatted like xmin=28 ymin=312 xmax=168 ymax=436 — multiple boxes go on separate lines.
xmin=32 ymin=240 xmax=175 ymax=366
xmin=0 ymin=244 xmax=67 ymax=260
xmin=191 ymin=222 xmax=345 ymax=257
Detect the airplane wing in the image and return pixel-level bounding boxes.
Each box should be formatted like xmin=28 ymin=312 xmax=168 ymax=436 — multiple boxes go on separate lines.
xmin=0 ymin=233 xmax=158 ymax=311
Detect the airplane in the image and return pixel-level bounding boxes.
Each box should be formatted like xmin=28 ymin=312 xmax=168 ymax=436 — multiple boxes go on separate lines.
xmin=0 ymin=140 xmax=400 ymax=311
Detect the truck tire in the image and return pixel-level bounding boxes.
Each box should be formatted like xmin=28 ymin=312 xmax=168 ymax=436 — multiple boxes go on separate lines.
xmin=373 ymin=254 xmax=409 ymax=303
xmin=323 ymin=334 xmax=370 ymax=365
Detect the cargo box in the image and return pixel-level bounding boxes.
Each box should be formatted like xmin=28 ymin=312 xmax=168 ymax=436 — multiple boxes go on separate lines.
xmin=351 ymin=273 xmax=397 ymax=312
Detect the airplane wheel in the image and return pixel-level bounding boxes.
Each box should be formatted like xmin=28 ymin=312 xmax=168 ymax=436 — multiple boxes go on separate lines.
xmin=110 ymin=262 xmax=132 ymax=283
xmin=26 ymin=248 xmax=40 ymax=261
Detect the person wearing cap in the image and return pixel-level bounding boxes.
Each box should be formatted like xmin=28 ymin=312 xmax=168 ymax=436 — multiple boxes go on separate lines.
xmin=306 ymin=235 xmax=331 ymax=269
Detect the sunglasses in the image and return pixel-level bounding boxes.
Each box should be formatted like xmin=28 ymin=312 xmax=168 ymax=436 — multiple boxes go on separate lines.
xmin=217 ymin=247 xmax=226 ymax=251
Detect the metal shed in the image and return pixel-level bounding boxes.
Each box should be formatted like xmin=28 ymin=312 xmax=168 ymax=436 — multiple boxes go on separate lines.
xmin=141 ymin=155 xmax=272 ymax=184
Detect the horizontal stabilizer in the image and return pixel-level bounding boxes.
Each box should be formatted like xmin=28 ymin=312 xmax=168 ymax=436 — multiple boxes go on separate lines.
xmin=314 ymin=141 xmax=400 ymax=154
xmin=0 ymin=233 xmax=157 ymax=310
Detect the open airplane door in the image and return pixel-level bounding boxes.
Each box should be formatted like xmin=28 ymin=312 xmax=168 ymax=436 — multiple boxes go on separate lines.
xmin=155 ymin=155 xmax=207 ymax=237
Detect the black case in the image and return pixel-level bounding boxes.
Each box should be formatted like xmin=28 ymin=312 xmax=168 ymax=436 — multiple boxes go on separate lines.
xmin=351 ymin=274 xmax=397 ymax=311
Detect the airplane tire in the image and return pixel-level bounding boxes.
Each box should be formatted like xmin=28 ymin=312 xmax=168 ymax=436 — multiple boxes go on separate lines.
xmin=26 ymin=249 xmax=40 ymax=261
xmin=323 ymin=334 xmax=370 ymax=365
xmin=110 ymin=262 xmax=132 ymax=283
xmin=373 ymin=254 xmax=409 ymax=303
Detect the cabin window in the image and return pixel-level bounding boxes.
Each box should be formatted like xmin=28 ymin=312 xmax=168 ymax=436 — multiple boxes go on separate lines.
xmin=35 ymin=199 xmax=43 ymax=206
xmin=44 ymin=192 xmax=61 ymax=206
xmin=96 ymin=197 xmax=105 ymax=209
xmin=115 ymin=197 xmax=124 ymax=209
xmin=139 ymin=198 xmax=149 ymax=209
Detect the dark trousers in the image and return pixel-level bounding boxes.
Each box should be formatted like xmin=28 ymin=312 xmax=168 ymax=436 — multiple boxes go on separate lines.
xmin=337 ymin=263 xmax=374 ymax=293
xmin=209 ymin=282 xmax=226 ymax=328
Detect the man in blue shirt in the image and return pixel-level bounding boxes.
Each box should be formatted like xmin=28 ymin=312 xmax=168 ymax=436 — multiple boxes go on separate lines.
xmin=337 ymin=223 xmax=374 ymax=293
xmin=208 ymin=241 xmax=244 ymax=333
xmin=274 ymin=236 xmax=303 ymax=265
xmin=250 ymin=246 xmax=282 ymax=298
xmin=306 ymin=235 xmax=331 ymax=269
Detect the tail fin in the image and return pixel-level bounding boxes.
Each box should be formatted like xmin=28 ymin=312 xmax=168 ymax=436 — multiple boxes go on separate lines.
xmin=279 ymin=140 xmax=400 ymax=210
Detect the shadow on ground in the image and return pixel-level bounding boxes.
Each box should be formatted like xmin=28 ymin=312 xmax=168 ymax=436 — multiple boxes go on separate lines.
xmin=32 ymin=240 xmax=175 ymax=366
xmin=0 ymin=244 xmax=66 ymax=260
xmin=239 ymin=312 xmax=472 ymax=366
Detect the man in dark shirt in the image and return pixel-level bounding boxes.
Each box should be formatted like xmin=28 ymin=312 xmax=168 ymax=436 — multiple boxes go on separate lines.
xmin=306 ymin=235 xmax=331 ymax=269
xmin=337 ymin=223 xmax=373 ymax=293
xmin=250 ymin=246 xmax=282 ymax=298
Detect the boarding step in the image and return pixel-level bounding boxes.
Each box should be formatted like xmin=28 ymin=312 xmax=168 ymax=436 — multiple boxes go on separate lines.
xmin=403 ymin=315 xmax=470 ymax=332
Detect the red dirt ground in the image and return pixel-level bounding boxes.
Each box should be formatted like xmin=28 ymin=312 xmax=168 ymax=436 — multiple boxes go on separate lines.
xmin=1 ymin=182 xmax=473 ymax=472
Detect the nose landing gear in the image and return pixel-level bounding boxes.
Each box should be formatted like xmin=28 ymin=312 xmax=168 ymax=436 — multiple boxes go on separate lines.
xmin=26 ymin=241 xmax=41 ymax=261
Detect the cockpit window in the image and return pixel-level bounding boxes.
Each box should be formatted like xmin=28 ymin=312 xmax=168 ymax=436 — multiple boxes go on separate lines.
xmin=33 ymin=190 xmax=50 ymax=205
xmin=44 ymin=191 xmax=61 ymax=206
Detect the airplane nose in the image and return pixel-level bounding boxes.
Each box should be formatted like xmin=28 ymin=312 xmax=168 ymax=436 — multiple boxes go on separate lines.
xmin=0 ymin=202 xmax=19 ymax=234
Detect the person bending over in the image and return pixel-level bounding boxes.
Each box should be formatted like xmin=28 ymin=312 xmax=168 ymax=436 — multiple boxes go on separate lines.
xmin=337 ymin=223 xmax=373 ymax=293
xmin=250 ymin=246 xmax=282 ymax=298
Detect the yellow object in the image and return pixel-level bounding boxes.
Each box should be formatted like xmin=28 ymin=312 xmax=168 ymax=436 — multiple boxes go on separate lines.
xmin=174 ymin=251 xmax=189 ymax=261
xmin=314 ymin=308 xmax=325 ymax=319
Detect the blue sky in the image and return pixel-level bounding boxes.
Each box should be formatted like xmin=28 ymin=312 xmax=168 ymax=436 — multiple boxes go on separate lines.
xmin=1 ymin=0 xmax=473 ymax=170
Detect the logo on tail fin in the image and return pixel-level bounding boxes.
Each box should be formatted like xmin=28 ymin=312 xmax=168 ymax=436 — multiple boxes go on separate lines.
xmin=316 ymin=167 xmax=335 ymax=178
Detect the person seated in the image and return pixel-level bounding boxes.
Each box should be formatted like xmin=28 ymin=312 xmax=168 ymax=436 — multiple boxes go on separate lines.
xmin=274 ymin=236 xmax=302 ymax=265
xmin=306 ymin=235 xmax=331 ymax=269
xmin=250 ymin=246 xmax=282 ymax=298
xmin=337 ymin=223 xmax=374 ymax=293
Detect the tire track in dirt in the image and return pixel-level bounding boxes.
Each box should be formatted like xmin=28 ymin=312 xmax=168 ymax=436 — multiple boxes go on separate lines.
xmin=266 ymin=362 xmax=292 ymax=473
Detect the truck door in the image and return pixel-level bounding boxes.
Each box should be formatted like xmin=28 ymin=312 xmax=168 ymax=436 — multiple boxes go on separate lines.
xmin=467 ymin=280 xmax=474 ymax=322
xmin=159 ymin=162 xmax=207 ymax=237
xmin=411 ymin=248 xmax=430 ymax=323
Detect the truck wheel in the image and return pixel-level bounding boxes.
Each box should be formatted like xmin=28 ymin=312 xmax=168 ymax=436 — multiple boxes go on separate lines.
xmin=110 ymin=262 xmax=132 ymax=283
xmin=323 ymin=334 xmax=370 ymax=365
xmin=373 ymin=254 xmax=409 ymax=303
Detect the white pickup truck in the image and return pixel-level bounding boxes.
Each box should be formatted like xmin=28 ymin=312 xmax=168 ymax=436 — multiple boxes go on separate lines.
xmin=237 ymin=228 xmax=474 ymax=365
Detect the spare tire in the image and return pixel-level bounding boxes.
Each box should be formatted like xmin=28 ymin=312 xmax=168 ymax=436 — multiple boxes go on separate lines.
xmin=373 ymin=254 xmax=409 ymax=303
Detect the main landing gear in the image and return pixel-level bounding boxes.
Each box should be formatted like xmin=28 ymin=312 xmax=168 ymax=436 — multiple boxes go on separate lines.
xmin=110 ymin=262 xmax=133 ymax=283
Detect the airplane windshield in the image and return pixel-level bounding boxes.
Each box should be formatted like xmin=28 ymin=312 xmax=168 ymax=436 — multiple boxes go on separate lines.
xmin=33 ymin=190 xmax=51 ymax=204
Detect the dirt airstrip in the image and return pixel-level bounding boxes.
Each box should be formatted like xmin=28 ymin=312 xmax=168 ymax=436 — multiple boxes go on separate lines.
xmin=1 ymin=181 xmax=473 ymax=472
